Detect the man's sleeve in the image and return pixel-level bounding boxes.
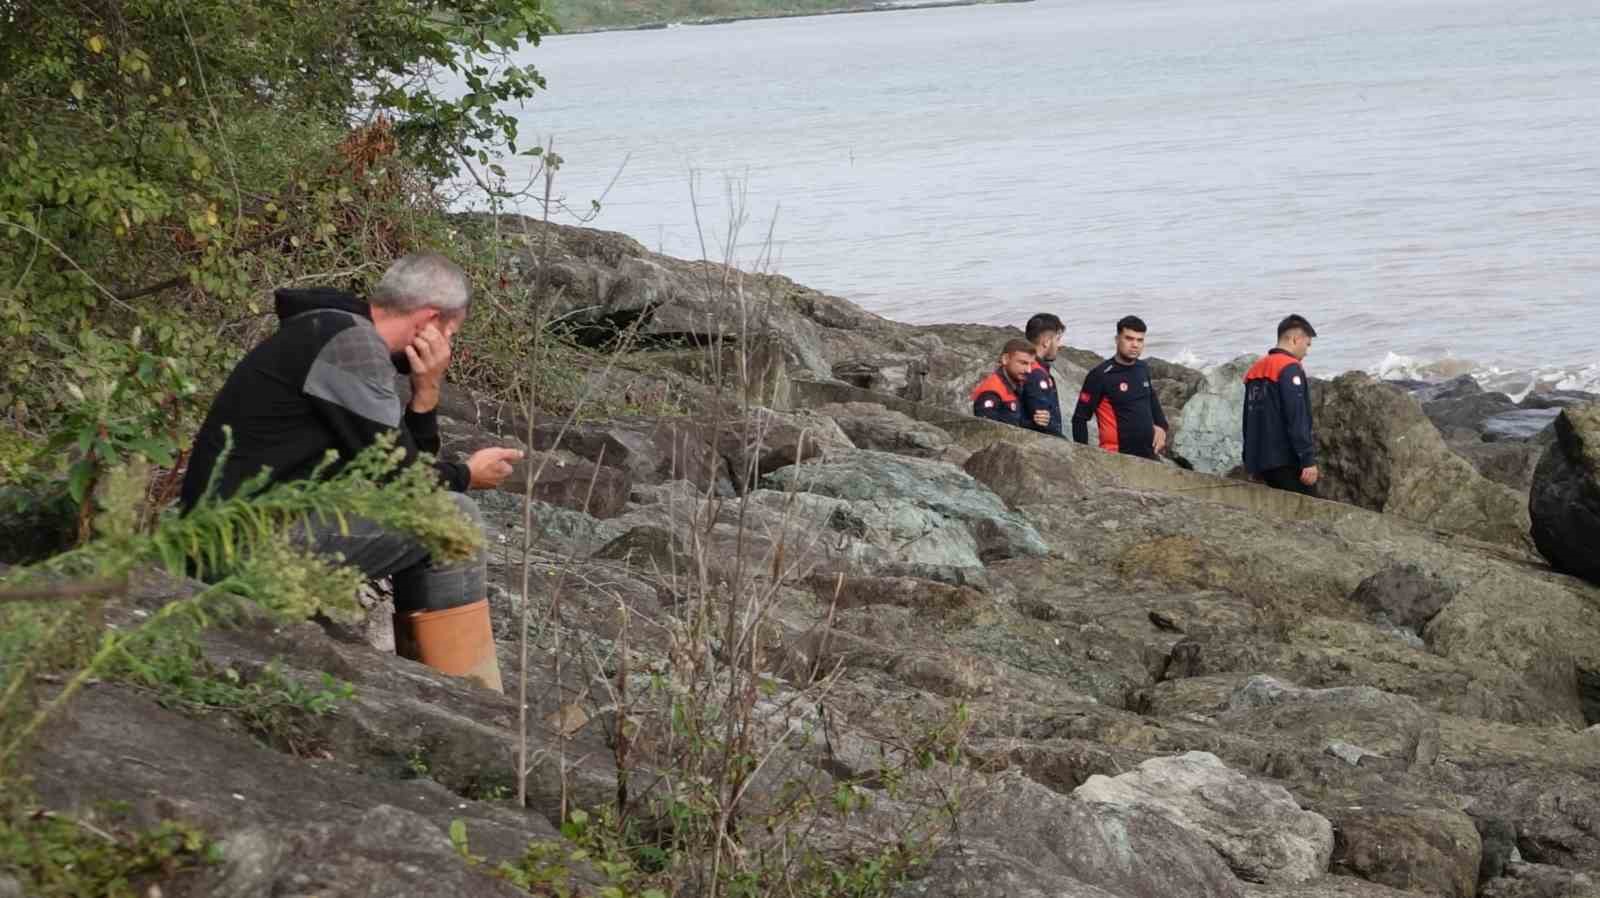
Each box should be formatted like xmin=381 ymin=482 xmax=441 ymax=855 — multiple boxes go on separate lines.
xmin=1278 ymin=363 xmax=1316 ymax=467
xmin=1070 ymin=368 xmax=1103 ymax=444
xmin=973 ymin=390 xmax=1008 ymax=422
xmin=1018 ymin=370 xmax=1052 ymax=434
xmin=303 ymin=328 xmax=471 ymax=492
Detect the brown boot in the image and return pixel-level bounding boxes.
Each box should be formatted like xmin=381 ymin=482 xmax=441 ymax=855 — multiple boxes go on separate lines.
xmin=393 ymin=598 xmax=503 ymax=693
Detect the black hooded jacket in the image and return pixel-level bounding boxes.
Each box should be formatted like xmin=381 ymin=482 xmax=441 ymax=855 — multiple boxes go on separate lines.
xmin=179 ymin=288 xmax=469 ymax=511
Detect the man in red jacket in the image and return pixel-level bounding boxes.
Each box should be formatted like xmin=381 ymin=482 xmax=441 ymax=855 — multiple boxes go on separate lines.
xmin=1242 ymin=314 xmax=1319 ymax=495
xmin=972 ymin=339 xmax=1037 ymax=427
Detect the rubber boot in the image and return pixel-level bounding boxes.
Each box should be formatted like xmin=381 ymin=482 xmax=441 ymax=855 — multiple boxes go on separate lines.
xmin=393 ymin=598 xmax=503 ymax=693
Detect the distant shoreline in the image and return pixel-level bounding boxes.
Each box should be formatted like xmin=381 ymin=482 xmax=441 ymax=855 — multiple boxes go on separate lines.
xmin=558 ymin=0 xmax=1033 ymax=35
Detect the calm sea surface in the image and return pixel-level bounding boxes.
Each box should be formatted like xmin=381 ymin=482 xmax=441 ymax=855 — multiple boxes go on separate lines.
xmin=473 ymin=0 xmax=1600 ymax=384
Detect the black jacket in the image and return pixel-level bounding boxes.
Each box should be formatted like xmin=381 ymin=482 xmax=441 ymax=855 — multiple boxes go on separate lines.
xmin=179 ymin=288 xmax=469 ymax=510
xmin=1242 ymin=348 xmax=1316 ymax=473
xmin=1019 ymin=360 xmax=1064 ymax=436
xmin=1070 ymin=357 xmax=1168 ymax=459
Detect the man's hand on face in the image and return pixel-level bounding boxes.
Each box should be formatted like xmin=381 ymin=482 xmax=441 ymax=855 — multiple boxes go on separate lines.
xmin=406 ymin=322 xmax=452 ymax=413
xmin=1152 ymin=425 xmax=1168 ymax=455
xmin=1032 ymin=409 xmax=1050 ymax=427
xmin=467 ymin=447 xmax=524 ymax=490
xmin=1300 ymin=465 xmax=1320 ymax=486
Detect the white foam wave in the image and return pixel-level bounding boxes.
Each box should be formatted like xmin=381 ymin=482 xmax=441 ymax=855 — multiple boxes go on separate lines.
xmin=1166 ymin=348 xmax=1598 ymax=401
xmin=1555 ymin=362 xmax=1600 ymax=394
xmin=1367 ymin=354 xmax=1600 ymax=403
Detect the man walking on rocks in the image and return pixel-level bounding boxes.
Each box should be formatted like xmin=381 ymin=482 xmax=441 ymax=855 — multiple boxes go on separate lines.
xmin=1243 ymin=314 xmax=1319 ymax=495
xmin=180 ymin=253 xmax=524 ymax=692
xmin=972 ymin=339 xmax=1036 ymax=427
xmin=1070 ymin=316 xmax=1169 ymax=460
xmin=1020 ymin=312 xmax=1066 ymax=437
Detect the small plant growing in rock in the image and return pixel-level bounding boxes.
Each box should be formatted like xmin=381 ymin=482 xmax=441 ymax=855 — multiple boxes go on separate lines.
xmin=116 ymin=635 xmax=357 ymax=758
xmin=0 ymin=434 xmax=478 ymax=792
xmin=0 ymin=811 xmax=220 ymax=898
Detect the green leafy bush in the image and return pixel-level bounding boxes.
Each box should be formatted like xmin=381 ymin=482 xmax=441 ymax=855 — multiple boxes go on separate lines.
xmin=1 ymin=0 xmax=553 ymax=430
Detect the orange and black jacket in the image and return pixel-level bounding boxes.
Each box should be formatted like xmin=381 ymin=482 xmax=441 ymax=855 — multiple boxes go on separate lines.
xmin=1070 ymin=357 xmax=1168 ymax=459
xmin=1242 ymin=348 xmax=1316 ymax=474
xmin=1019 ymin=360 xmax=1064 ymax=436
xmin=971 ymin=368 xmax=1024 ymax=426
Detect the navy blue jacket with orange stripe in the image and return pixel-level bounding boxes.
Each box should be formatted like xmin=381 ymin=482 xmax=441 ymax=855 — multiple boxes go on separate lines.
xmin=1019 ymin=360 xmax=1064 ymax=436
xmin=971 ymin=367 xmax=1024 ymax=426
xmin=1242 ymin=348 xmax=1317 ymax=474
xmin=1070 ymin=357 xmax=1168 ymax=459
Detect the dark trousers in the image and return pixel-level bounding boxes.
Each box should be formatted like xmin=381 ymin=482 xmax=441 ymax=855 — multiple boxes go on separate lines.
xmin=1258 ymin=465 xmax=1317 ymax=497
xmin=290 ymin=492 xmax=486 ymax=612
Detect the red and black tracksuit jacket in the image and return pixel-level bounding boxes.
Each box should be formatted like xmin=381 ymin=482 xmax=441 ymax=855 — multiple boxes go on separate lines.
xmin=1019 ymin=360 xmax=1064 ymax=436
xmin=1242 ymin=348 xmax=1316 ymax=475
xmin=971 ymin=368 xmax=1024 ymax=426
xmin=1071 ymin=357 xmax=1168 ymax=459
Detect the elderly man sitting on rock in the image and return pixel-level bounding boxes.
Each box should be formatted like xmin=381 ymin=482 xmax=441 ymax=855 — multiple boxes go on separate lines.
xmin=178 ymin=253 xmax=524 ymax=692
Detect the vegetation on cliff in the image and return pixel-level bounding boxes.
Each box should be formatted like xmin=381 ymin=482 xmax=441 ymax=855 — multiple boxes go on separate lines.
xmin=545 ymin=0 xmax=889 ymax=32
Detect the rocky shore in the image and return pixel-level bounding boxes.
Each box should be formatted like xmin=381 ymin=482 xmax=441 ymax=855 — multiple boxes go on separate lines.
xmin=20 ymin=217 xmax=1600 ymax=897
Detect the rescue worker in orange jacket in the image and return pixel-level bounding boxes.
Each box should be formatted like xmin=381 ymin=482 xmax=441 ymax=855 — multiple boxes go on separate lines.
xmin=972 ymin=338 xmax=1036 ymax=427
xmin=1242 ymin=314 xmax=1319 ymax=495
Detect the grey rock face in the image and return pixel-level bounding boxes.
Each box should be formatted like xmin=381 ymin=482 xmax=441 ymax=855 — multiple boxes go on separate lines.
xmin=1074 ymin=751 xmax=1334 ymax=884
xmin=1327 ymin=803 xmax=1483 ymax=898
xmin=211 ymin=805 xmax=533 ymax=897
xmin=813 ymin=401 xmax=954 ymax=459
xmin=1171 ymin=355 xmax=1257 ymax=475
xmin=924 ymin=774 xmax=1246 ymax=898
xmin=763 ymin=450 xmax=1050 ymax=564
xmin=1347 ymin=563 xmax=1458 ymax=634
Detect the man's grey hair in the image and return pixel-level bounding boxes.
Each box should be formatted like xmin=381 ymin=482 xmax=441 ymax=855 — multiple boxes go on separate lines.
xmin=371 ymin=252 xmax=472 ymax=315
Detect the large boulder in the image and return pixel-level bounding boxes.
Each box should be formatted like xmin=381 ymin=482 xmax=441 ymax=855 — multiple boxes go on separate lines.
xmin=1172 ymin=356 xmax=1257 ymax=474
xmin=527 ymin=416 xmax=732 ymax=495
xmin=813 ymin=401 xmax=954 ymax=459
xmin=762 ymin=450 xmax=1049 ymax=563
xmin=1422 ymin=570 xmax=1600 ymax=727
xmin=1219 ymin=677 xmax=1439 ymax=762
xmin=1312 ymin=372 xmax=1532 ymax=548
xmin=962 ymin=440 xmax=1091 ymax=509
xmin=1528 ymin=404 xmax=1600 ymax=585
xmin=716 ymin=407 xmax=854 ymax=487
xmin=903 ymin=773 xmax=1246 ymax=898
xmin=1326 ymin=803 xmax=1483 ymax=898
xmin=1073 ymin=751 xmax=1334 ymax=884
xmin=500 ymin=452 xmax=632 ymax=518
